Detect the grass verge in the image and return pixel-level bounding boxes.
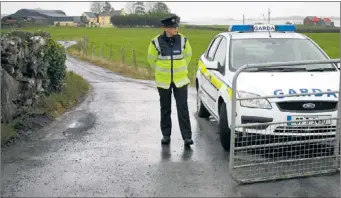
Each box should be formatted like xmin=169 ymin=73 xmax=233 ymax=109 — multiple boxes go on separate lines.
xmin=1 ymin=71 xmax=90 ymax=145
xmin=35 ymin=71 xmax=90 ymax=118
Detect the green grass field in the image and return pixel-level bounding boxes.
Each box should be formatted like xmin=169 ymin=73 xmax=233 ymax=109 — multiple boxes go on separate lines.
xmin=5 ymin=26 xmax=340 ymax=82
xmin=15 ymin=27 xmax=220 ymax=71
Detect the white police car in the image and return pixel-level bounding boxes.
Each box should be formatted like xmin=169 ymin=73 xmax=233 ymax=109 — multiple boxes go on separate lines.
xmin=195 ymin=24 xmax=340 ymax=151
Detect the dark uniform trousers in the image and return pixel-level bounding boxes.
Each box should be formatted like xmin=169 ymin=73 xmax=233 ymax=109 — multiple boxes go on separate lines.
xmin=157 ymin=83 xmax=192 ymax=140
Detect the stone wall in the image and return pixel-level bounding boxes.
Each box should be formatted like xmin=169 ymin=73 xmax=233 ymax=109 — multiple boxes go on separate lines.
xmin=1 ymin=30 xmax=67 ymax=124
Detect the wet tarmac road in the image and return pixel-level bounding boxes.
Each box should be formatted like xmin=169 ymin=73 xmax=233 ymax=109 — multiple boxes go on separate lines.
xmin=1 ymin=41 xmax=340 ymax=197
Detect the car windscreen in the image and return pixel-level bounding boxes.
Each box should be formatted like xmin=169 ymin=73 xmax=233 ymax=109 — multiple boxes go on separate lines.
xmin=229 ymin=38 xmax=337 ymax=71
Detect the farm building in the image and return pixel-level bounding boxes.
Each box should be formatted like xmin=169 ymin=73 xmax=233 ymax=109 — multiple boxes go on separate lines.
xmin=2 ymin=9 xmax=75 ymax=25
xmin=82 ymin=12 xmax=98 ymax=23
xmin=54 ymin=16 xmax=86 ymax=27
xmin=303 ymin=16 xmax=334 ymax=26
xmin=82 ymin=11 xmax=99 ymax=27
xmin=322 ymin=17 xmax=332 ymax=26
xmin=303 ymin=16 xmax=319 ymax=25
xmin=98 ymin=9 xmax=125 ymax=27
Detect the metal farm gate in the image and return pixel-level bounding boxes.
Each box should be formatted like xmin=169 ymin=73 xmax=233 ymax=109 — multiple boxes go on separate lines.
xmin=229 ymin=59 xmax=341 ymax=184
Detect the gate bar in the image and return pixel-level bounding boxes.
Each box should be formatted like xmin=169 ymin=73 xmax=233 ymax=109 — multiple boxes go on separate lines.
xmin=235 ymin=138 xmax=336 ymax=150
xmin=235 ymin=155 xmax=336 ymax=169
xmin=339 ymin=23 xmax=341 ymax=197
xmin=337 ymin=31 xmax=341 ymax=179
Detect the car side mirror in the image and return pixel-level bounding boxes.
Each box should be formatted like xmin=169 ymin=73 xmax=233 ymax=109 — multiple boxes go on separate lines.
xmin=206 ymin=60 xmax=219 ymax=71
xmin=337 ymin=63 xmax=340 ymax=69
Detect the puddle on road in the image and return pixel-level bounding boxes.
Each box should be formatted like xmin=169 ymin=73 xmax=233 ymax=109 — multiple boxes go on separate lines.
xmin=63 ymin=113 xmax=96 ymax=138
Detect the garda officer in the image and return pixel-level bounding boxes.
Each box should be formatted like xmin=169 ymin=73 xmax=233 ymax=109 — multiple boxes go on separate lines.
xmin=147 ymin=14 xmax=194 ymax=146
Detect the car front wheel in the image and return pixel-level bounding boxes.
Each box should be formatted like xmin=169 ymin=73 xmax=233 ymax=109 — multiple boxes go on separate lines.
xmin=196 ymin=87 xmax=210 ymax=118
xmin=219 ymin=102 xmax=232 ymax=151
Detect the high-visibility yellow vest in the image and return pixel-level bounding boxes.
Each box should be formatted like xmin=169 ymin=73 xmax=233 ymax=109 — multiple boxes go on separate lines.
xmin=147 ymin=32 xmax=192 ymax=89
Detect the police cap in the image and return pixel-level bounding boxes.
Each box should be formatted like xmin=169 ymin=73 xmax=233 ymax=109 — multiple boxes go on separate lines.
xmin=160 ymin=14 xmax=180 ymax=28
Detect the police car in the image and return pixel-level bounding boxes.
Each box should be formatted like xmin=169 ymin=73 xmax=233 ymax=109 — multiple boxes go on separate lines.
xmin=195 ymin=24 xmax=340 ymax=151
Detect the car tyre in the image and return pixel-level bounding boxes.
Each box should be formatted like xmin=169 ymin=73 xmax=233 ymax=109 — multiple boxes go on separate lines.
xmin=219 ymin=102 xmax=231 ymax=152
xmin=197 ymin=87 xmax=210 ymax=118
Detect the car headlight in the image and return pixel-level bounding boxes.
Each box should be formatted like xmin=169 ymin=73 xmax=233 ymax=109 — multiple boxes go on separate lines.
xmin=238 ymin=91 xmax=272 ymax=109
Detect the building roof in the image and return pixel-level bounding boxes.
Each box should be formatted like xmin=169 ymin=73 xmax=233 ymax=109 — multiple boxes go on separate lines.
xmin=305 ymin=16 xmax=321 ymax=22
xmin=99 ymin=10 xmax=121 ymax=16
xmin=16 ymin=9 xmax=67 ymax=18
xmin=3 ymin=9 xmax=67 ymax=20
xmin=112 ymin=10 xmax=122 ymax=16
xmin=306 ymin=16 xmax=317 ymax=19
xmin=83 ymin=12 xmax=96 ymax=18
xmin=323 ymin=17 xmax=331 ymax=22
xmin=312 ymin=17 xmax=320 ymax=22
xmin=26 ymin=9 xmax=65 ymax=15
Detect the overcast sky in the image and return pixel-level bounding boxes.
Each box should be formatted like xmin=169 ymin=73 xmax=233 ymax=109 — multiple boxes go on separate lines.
xmin=1 ymin=1 xmax=340 ymax=22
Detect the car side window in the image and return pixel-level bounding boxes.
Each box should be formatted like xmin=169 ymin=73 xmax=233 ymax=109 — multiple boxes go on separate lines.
xmin=213 ymin=38 xmax=227 ymax=75
xmin=206 ymin=36 xmax=222 ymax=61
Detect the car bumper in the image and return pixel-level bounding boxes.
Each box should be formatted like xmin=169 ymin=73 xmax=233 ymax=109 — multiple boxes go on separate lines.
xmin=234 ymin=104 xmax=338 ymax=136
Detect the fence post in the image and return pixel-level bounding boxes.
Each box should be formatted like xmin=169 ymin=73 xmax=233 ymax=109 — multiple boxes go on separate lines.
xmin=82 ymin=37 xmax=85 ymax=55
xmin=92 ymin=44 xmax=95 ymax=59
xmin=132 ymin=48 xmax=137 ymax=67
xmin=84 ymin=37 xmax=89 ymax=56
xmin=77 ymin=39 xmax=80 ymax=51
xmin=78 ymin=38 xmax=82 ymax=52
xmin=121 ymin=47 xmax=125 ymax=63
xmin=82 ymin=38 xmax=85 ymax=55
xmin=100 ymin=44 xmax=104 ymax=58
xmin=109 ymin=45 xmax=112 ymax=60
xmin=83 ymin=37 xmax=87 ymax=56
xmin=149 ymin=67 xmax=153 ymax=79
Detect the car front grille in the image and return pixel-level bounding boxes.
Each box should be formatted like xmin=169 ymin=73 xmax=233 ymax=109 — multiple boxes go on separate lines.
xmin=274 ymin=125 xmax=336 ymax=134
xmin=276 ymin=101 xmax=337 ymax=112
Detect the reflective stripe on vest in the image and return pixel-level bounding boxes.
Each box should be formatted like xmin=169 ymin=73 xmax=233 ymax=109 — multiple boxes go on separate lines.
xmin=152 ymin=36 xmax=186 ymax=60
xmin=155 ymin=77 xmax=190 ymax=89
xmin=153 ymin=38 xmax=162 ymax=53
xmin=155 ymin=81 xmax=171 ymax=89
xmin=152 ymin=65 xmax=188 ymax=73
xmin=148 ymin=54 xmax=157 ymax=61
xmin=175 ymin=78 xmax=190 ymax=87
xmin=184 ymin=51 xmax=192 ymax=58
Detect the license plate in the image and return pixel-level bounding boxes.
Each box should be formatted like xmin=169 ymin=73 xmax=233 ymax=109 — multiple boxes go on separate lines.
xmin=287 ymin=115 xmax=332 ymax=126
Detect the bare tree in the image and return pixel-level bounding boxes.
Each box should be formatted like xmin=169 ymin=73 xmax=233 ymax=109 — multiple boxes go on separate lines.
xmin=144 ymin=2 xmax=155 ymax=13
xmin=133 ymin=1 xmax=145 ymax=14
xmin=124 ymin=2 xmax=135 ymax=14
xmin=102 ymin=1 xmax=112 ymax=12
xmin=152 ymin=2 xmax=170 ymax=14
xmin=90 ymin=2 xmax=103 ymax=14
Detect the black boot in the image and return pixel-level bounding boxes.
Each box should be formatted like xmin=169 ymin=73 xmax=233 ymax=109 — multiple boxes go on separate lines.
xmin=184 ymin=138 xmax=194 ymax=146
xmin=161 ymin=136 xmax=171 ymax=144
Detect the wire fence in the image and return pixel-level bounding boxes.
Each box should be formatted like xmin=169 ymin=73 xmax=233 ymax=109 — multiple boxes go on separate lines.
xmin=77 ymin=37 xmax=137 ymax=66
xmin=71 ymin=36 xmax=155 ymax=80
